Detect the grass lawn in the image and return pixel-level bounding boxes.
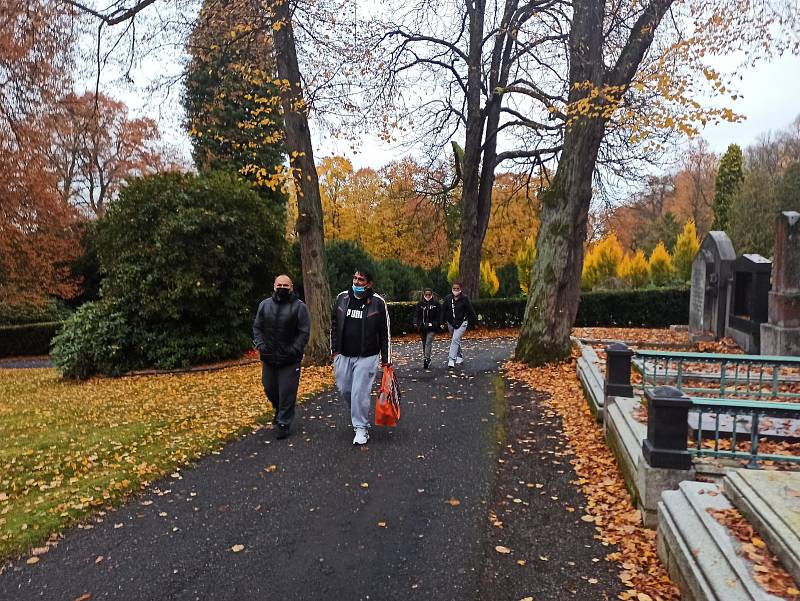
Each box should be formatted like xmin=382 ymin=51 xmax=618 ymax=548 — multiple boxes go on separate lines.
xmin=0 ymin=362 xmax=333 ymax=560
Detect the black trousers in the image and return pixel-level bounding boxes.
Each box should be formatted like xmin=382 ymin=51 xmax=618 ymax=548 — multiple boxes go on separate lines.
xmin=261 ymin=361 xmax=301 ymax=427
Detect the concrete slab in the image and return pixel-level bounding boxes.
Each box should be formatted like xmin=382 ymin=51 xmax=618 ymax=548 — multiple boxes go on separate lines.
xmin=658 ymin=481 xmax=786 ymax=601
xmin=724 ymin=470 xmax=800 ymax=584
xmin=575 ymin=340 xmax=606 ymax=421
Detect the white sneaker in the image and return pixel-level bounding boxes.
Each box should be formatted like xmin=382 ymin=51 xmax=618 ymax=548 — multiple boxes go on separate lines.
xmin=353 ymin=427 xmax=369 ymax=445
xmin=448 ymin=360 xmax=455 ymax=368
xmin=455 ymin=357 xmax=464 ymax=365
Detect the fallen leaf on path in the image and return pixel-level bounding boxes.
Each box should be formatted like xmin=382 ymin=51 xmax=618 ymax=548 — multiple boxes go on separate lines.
xmin=26 ymin=556 xmax=39 ymax=565
xmin=74 ymin=594 xmax=92 ymax=601
xmin=377 ymin=521 xmax=387 ymax=528
xmin=231 ymin=544 xmax=244 ymax=553
xmin=495 ymin=545 xmax=512 ymax=554
xmin=447 ymin=498 xmax=461 ymax=506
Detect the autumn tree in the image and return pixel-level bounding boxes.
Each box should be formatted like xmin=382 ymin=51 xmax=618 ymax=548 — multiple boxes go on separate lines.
xmin=619 ymin=250 xmax=649 ymax=289
xmin=711 ymin=143 xmax=744 ymax=231
xmin=728 ymin=118 xmax=800 ymax=255
xmin=673 ymin=220 xmax=700 ymax=282
xmin=515 ymin=235 xmax=537 ymax=295
xmin=0 ymin=0 xmax=82 ymax=305
xmin=41 ymin=92 xmax=163 ymax=217
xmin=65 ymin=0 xmax=370 ymax=365
xmin=513 ymin=1 xmax=794 ymax=365
xmin=183 ymin=0 xmax=286 ymax=212
xmin=673 ymin=138 xmax=717 ymax=236
xmin=648 ymin=242 xmax=675 ymax=287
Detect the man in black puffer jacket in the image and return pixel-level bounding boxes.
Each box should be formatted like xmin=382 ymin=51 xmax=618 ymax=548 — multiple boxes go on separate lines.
xmin=253 ymin=274 xmax=310 ymax=439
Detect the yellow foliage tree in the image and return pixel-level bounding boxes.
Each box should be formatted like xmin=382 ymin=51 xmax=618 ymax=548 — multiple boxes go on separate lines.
xmin=447 ymin=245 xmax=460 ymax=283
xmin=479 ymin=260 xmax=500 ymax=297
xmin=648 ymin=242 xmax=675 ymax=287
xmin=515 ymin=234 xmax=537 ymax=295
xmin=448 ymin=246 xmax=500 ymax=297
xmin=619 ymin=250 xmax=650 ymax=289
xmin=581 ymin=233 xmax=624 ymax=290
xmin=672 ymin=220 xmax=700 ymax=283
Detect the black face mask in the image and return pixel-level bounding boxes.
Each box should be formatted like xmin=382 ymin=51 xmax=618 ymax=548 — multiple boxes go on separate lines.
xmin=275 ymin=288 xmax=291 ymax=302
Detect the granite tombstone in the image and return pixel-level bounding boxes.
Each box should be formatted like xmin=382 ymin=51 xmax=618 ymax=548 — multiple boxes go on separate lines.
xmin=688 ymin=231 xmax=736 ymax=340
xmin=761 ymin=211 xmax=800 ymax=356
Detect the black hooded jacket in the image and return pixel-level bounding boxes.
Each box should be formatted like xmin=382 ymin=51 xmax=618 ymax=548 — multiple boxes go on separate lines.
xmin=441 ymin=293 xmax=477 ymax=329
xmin=252 ymin=291 xmax=311 ymax=365
xmin=413 ymin=297 xmax=442 ymax=333
xmin=330 ymin=288 xmax=391 ymax=363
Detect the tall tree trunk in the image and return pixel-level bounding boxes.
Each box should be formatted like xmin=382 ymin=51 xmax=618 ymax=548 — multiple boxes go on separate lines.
xmin=458 ymin=0 xmax=517 ymax=298
xmin=457 ymin=0 xmax=486 ymax=298
xmin=515 ymin=0 xmax=604 ymax=365
xmin=271 ymin=0 xmax=331 ymax=365
xmin=514 ymin=122 xmax=603 ymax=364
xmin=515 ymin=0 xmax=672 ymax=365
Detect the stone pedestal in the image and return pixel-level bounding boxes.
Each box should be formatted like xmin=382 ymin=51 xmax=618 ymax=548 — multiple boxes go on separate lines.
xmin=761 ymin=211 xmax=800 ymax=356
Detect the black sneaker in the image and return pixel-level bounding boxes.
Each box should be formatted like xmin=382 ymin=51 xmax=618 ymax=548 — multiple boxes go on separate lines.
xmin=423 ymin=358 xmax=430 ymax=370
xmin=276 ymin=424 xmax=290 ymax=439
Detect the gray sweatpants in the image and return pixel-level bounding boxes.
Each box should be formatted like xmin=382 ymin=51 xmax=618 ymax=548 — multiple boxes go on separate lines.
xmin=334 ymin=354 xmax=379 ymax=429
xmin=447 ymin=321 xmax=468 ymax=363
xmin=261 ymin=362 xmax=302 ymax=427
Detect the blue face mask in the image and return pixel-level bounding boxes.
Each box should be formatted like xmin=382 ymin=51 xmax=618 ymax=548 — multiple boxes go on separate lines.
xmin=352 ymin=285 xmax=366 ymax=294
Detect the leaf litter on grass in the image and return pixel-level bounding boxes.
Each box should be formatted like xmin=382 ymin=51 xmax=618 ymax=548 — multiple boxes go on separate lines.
xmin=0 ymin=363 xmax=333 ymax=559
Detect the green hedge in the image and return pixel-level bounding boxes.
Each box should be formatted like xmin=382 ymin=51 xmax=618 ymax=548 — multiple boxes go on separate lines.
xmin=575 ymin=287 xmax=689 ymax=327
xmin=0 ymin=322 xmax=64 ymax=358
xmin=386 ymin=287 xmax=689 ymax=335
xmin=0 ymin=288 xmax=688 ymax=359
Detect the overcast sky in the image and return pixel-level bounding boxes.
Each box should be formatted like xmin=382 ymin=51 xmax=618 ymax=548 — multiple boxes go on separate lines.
xmin=106 ymin=35 xmax=800 ymax=172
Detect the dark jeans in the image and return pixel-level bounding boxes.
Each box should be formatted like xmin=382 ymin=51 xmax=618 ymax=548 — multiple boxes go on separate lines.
xmin=420 ymin=331 xmax=436 ymax=360
xmin=261 ymin=361 xmax=301 ymax=427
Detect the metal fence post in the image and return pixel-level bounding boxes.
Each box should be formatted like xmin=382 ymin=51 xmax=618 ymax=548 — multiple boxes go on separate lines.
xmin=604 ymin=342 xmax=634 ymax=402
xmin=642 ymin=386 xmax=693 ymax=470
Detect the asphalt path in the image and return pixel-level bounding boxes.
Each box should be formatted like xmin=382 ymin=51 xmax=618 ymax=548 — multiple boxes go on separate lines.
xmin=1 ymin=337 xmax=515 ymax=601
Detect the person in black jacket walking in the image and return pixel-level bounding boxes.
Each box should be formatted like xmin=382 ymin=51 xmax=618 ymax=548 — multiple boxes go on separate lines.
xmin=441 ymin=281 xmax=477 ymax=368
xmin=413 ymin=287 xmax=441 ymax=370
xmin=253 ymin=274 xmax=310 ymax=439
xmin=331 ymin=267 xmax=391 ymax=446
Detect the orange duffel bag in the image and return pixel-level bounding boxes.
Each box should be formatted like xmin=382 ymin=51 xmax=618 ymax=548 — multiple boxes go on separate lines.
xmin=375 ymin=364 xmax=401 ymax=427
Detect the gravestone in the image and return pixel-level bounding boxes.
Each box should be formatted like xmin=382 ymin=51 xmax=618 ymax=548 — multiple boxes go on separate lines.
xmin=761 ymin=211 xmax=800 ymax=356
xmin=688 ymin=231 xmax=736 ymax=340
xmin=725 ymin=253 xmax=771 ymax=353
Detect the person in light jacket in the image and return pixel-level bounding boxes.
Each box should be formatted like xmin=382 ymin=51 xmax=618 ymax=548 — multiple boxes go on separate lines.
xmin=440 ymin=281 xmax=476 ymax=369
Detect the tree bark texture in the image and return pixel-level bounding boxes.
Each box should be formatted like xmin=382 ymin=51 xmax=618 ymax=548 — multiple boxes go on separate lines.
xmin=515 ymin=0 xmax=673 ymax=365
xmin=457 ymin=0 xmax=487 ymax=298
xmin=458 ymin=0 xmax=518 ymax=299
xmin=271 ymin=0 xmax=332 ymax=365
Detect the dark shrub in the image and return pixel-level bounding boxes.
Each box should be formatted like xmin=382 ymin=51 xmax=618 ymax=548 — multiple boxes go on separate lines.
xmin=53 ymin=171 xmax=287 ymax=377
xmin=325 ymin=240 xmax=377 ymax=296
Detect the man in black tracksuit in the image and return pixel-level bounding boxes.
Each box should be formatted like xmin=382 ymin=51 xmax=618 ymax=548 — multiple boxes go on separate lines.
xmin=413 ymin=287 xmax=441 ymax=370
xmin=253 ymin=274 xmax=310 ymax=439
xmin=441 ymin=281 xmax=477 ymax=368
xmin=331 ymin=267 xmax=391 ymax=446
